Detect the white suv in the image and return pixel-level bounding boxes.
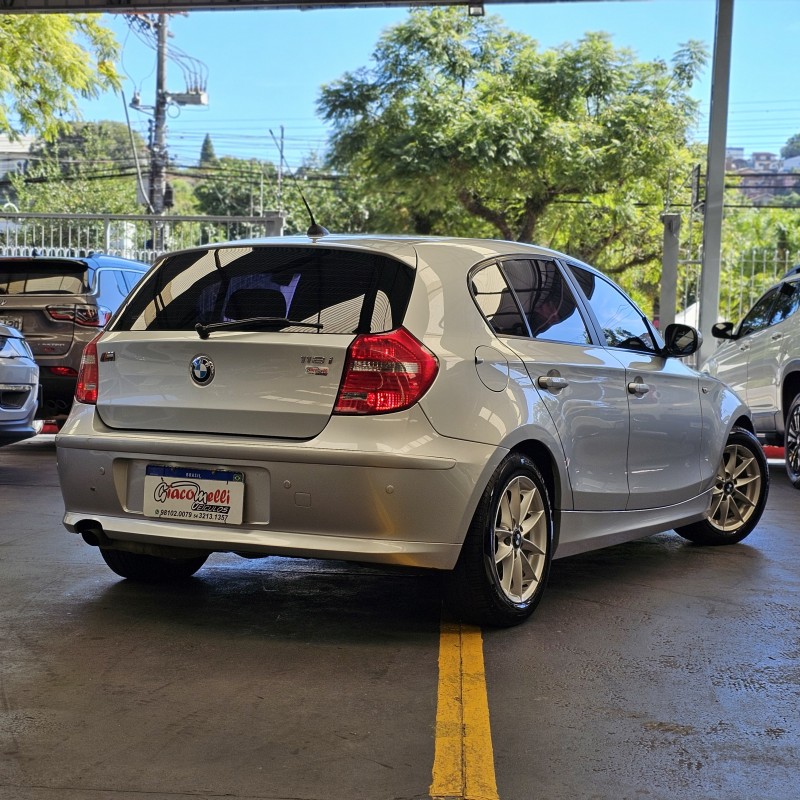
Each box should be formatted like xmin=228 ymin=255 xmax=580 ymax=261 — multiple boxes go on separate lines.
xmin=702 ymin=266 xmax=800 ymax=487
xmin=57 ymin=235 xmax=768 ymax=626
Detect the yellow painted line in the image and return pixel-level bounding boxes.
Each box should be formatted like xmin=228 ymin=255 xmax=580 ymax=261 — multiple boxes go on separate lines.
xmin=430 ymin=619 xmax=499 ymax=800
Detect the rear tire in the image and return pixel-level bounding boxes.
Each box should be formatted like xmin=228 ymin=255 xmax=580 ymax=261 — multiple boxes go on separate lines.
xmin=785 ymin=393 xmax=800 ymax=488
xmin=100 ymin=548 xmax=208 ymax=582
xmin=675 ymin=427 xmax=768 ymax=545
xmin=445 ymin=453 xmax=553 ymax=627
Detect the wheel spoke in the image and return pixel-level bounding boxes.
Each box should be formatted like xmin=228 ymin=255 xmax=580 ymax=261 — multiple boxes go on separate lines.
xmin=511 ymin=550 xmax=524 ymax=598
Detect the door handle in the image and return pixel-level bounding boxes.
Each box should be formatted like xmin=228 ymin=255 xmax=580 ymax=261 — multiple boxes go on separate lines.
xmin=537 ymin=375 xmax=569 ymax=391
xmin=771 ymin=332 xmax=783 ymax=341
xmin=628 ymin=381 xmax=650 ymax=396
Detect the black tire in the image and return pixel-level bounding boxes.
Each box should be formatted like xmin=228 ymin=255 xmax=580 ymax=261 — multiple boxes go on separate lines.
xmin=445 ymin=453 xmax=553 ymax=627
xmin=675 ymin=427 xmax=769 ymax=545
xmin=785 ymin=393 xmax=800 ymax=488
xmin=100 ymin=548 xmax=208 ymax=582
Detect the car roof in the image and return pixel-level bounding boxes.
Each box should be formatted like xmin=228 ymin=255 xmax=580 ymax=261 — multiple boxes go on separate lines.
xmin=155 ymin=234 xmax=593 ymax=274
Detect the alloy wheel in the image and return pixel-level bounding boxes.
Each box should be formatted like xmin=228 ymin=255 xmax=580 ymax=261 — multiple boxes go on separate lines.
xmin=492 ymin=475 xmax=548 ymax=603
xmin=708 ymin=442 xmax=763 ymax=532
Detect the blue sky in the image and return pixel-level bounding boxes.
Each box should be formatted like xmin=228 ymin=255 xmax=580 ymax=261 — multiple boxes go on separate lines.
xmin=78 ymin=0 xmax=800 ymax=170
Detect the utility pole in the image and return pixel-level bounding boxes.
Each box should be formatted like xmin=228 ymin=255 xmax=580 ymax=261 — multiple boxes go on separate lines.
xmin=149 ymin=14 xmax=169 ymax=217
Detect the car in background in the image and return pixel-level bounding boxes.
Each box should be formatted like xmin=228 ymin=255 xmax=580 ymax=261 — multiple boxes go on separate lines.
xmin=0 ymin=324 xmax=40 ymax=446
xmin=702 ymin=266 xmax=800 ymax=487
xmin=56 ymin=235 xmax=768 ymax=626
xmin=0 ymin=253 xmax=150 ymax=423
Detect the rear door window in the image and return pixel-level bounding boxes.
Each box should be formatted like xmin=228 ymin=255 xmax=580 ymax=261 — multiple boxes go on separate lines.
xmin=501 ymin=258 xmax=592 ymax=345
xmin=113 ymin=246 xmax=414 ymax=334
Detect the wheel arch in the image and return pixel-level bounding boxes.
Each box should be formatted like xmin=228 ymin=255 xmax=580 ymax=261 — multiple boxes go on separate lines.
xmin=506 ymin=439 xmax=564 ymax=550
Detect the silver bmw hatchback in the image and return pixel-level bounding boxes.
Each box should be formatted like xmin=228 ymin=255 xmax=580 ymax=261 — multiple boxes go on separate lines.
xmin=56 ymin=235 xmax=769 ymax=626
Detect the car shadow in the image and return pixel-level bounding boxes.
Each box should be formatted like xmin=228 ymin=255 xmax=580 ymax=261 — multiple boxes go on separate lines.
xmin=82 ymin=555 xmax=445 ymax=643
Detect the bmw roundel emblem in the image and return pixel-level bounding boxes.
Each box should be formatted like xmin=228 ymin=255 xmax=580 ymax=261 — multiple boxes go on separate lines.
xmin=190 ymin=355 xmax=215 ymax=386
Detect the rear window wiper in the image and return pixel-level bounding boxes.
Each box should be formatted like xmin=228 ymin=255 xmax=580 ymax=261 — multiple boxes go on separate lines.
xmin=195 ymin=316 xmax=323 ymax=339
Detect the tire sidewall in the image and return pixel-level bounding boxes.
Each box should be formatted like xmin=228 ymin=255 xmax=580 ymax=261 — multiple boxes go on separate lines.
xmin=785 ymin=394 xmax=800 ymax=487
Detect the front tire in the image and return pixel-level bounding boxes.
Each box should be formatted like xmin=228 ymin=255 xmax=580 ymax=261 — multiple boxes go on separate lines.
xmin=445 ymin=454 xmax=553 ymax=627
xmin=100 ymin=548 xmax=209 ymax=582
xmin=784 ymin=393 xmax=800 ymax=488
xmin=676 ymin=427 xmax=768 ymax=545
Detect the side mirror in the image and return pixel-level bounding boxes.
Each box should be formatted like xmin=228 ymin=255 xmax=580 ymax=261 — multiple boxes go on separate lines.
xmin=711 ymin=321 xmax=736 ymax=340
xmin=663 ymin=323 xmax=701 ymax=358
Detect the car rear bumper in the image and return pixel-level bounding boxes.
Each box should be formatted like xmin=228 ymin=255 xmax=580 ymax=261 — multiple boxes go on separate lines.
xmin=57 ymin=403 xmax=503 ymax=570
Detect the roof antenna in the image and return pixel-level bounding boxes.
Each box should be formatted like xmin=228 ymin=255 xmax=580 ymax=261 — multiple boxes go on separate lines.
xmin=269 ymin=128 xmax=329 ymax=240
xmin=301 ymin=193 xmax=329 ymax=240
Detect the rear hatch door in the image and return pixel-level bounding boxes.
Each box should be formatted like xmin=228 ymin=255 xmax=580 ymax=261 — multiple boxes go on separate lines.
xmin=96 ymin=243 xmax=415 ymax=439
xmin=0 ymin=258 xmax=91 ymax=358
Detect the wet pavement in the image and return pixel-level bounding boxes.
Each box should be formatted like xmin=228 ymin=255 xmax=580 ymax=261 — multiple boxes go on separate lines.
xmin=1 ymin=436 xmax=798 ymax=800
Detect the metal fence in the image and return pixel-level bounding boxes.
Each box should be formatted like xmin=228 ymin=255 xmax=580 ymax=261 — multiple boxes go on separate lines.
xmin=0 ymin=211 xmax=285 ymax=264
xmin=677 ymin=249 xmax=799 ymax=328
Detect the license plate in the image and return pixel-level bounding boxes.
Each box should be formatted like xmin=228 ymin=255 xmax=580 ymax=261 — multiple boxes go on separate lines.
xmin=143 ymin=465 xmax=245 ymax=525
xmin=0 ymin=316 xmax=23 ymax=331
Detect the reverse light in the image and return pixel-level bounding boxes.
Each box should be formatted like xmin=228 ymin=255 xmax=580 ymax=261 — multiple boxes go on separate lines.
xmin=75 ymin=334 xmax=103 ymax=405
xmin=334 ymin=327 xmax=439 ymax=415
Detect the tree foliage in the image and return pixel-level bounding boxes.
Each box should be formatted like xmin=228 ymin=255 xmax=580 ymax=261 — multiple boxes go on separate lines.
xmin=10 ymin=121 xmax=145 ymax=214
xmin=318 ymin=7 xmax=707 ymax=277
xmin=0 ymin=15 xmax=120 ymax=141
xmin=781 ymin=132 xmax=800 ymax=160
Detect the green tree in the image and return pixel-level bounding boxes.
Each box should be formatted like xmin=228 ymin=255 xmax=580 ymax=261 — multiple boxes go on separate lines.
xmin=781 ymin=133 xmax=800 ymax=160
xmin=199 ymin=134 xmax=217 ymax=167
xmin=192 ymin=153 xmax=376 ymax=236
xmin=0 ymin=15 xmax=120 ymax=141
xmin=10 ymin=121 xmax=146 ymax=214
xmin=318 ymin=7 xmax=706 ymax=277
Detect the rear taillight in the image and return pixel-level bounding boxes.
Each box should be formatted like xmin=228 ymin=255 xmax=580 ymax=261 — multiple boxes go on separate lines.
xmin=47 ymin=305 xmax=111 ymax=327
xmin=334 ymin=327 xmax=438 ymax=415
xmin=75 ymin=335 xmax=102 ymax=405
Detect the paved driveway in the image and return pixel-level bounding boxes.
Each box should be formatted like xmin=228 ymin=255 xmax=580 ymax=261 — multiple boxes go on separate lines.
xmin=1 ymin=437 xmax=798 ymax=800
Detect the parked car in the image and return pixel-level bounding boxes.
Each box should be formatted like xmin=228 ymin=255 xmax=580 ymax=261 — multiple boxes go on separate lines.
xmin=0 ymin=324 xmax=40 ymax=446
xmin=56 ymin=235 xmax=769 ymax=626
xmin=702 ymin=266 xmax=800 ymax=487
xmin=0 ymin=253 xmax=150 ymax=423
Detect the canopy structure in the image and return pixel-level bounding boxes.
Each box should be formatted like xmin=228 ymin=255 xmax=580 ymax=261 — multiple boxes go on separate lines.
xmin=0 ymin=0 xmax=645 ymax=11
xmin=0 ymin=0 xmax=735 ymax=356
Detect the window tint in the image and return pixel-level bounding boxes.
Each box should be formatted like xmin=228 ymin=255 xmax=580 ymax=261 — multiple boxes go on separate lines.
xmin=739 ymin=289 xmax=778 ymax=336
xmin=769 ymin=282 xmax=800 ymax=326
xmin=502 ymin=259 xmax=591 ymax=345
xmin=569 ymin=264 xmax=658 ymax=352
xmin=0 ymin=260 xmax=87 ymax=295
xmin=471 ymin=264 xmax=528 ymax=336
xmin=112 ymin=246 xmax=414 ymax=335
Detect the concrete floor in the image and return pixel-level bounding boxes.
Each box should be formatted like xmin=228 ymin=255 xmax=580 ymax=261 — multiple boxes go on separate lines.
xmin=1 ymin=437 xmax=798 ymax=800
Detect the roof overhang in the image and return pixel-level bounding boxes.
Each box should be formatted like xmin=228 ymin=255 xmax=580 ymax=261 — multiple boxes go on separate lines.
xmin=0 ymin=0 xmax=641 ymax=14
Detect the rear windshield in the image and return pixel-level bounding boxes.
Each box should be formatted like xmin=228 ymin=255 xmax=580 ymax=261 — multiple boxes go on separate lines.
xmin=112 ymin=246 xmax=415 ymax=334
xmin=0 ymin=260 xmax=88 ymax=295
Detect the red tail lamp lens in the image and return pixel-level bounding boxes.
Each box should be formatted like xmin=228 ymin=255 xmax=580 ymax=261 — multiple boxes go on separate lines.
xmin=334 ymin=327 xmax=438 ymax=415
xmin=75 ymin=335 xmax=102 ymax=405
